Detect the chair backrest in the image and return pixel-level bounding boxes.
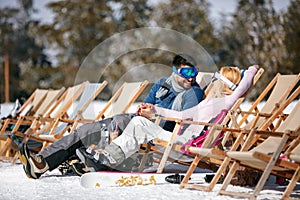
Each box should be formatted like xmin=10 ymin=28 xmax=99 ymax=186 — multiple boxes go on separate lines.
xmin=50 ymin=82 xmax=88 ymax=119
xmin=68 ymin=81 xmax=108 ymax=120
xmin=260 ymin=85 xmax=300 ymax=131
xmin=260 ymin=75 xmax=299 ymax=113
xmin=33 ymin=88 xmax=66 ymax=118
xmin=18 ymin=89 xmax=48 ymax=117
xmin=44 ymin=82 xmax=107 ymax=136
xmin=276 ymin=99 xmax=300 ymax=133
xmin=239 ymin=73 xmax=300 ymax=129
xmin=278 ymin=100 xmax=300 ymax=162
xmin=33 ymin=82 xmax=88 ymax=135
xmin=289 ymin=142 xmax=300 ymax=162
xmin=196 ymin=72 xmax=214 ymax=90
xmin=96 ymin=80 xmax=149 ymax=119
xmin=250 ymin=98 xmax=300 ymax=155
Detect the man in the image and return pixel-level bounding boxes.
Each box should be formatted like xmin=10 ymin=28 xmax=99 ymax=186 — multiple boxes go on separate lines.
xmin=19 ymin=53 xmax=204 ymax=179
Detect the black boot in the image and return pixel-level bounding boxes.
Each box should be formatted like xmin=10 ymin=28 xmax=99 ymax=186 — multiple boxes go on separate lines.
xmin=165 ymin=173 xmax=186 ymax=184
xmin=18 ymin=143 xmax=49 ymax=179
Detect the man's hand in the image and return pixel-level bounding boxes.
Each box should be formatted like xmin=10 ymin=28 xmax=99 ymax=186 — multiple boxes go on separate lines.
xmin=136 ymin=103 xmax=155 ymax=119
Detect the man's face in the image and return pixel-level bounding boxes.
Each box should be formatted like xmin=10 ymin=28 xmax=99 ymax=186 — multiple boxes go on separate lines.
xmin=174 ymin=65 xmax=195 ymax=89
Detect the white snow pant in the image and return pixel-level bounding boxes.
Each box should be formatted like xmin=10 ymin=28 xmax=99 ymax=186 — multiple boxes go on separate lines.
xmin=112 ymin=116 xmax=172 ymax=159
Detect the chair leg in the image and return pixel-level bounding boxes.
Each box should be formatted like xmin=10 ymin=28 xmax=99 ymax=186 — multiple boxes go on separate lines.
xmin=0 ymin=139 xmax=12 ymax=156
xmin=282 ymin=166 xmax=300 ymax=199
xmin=138 ymin=143 xmax=152 ymax=172
xmin=157 ymin=124 xmax=180 ymax=173
xmin=179 ymin=155 xmax=202 ymax=189
xmin=206 ymin=157 xmax=232 ymax=192
xmin=218 ymin=161 xmax=240 ymax=195
xmin=12 ymin=152 xmax=19 ymax=164
xmin=251 ymin=134 xmax=289 ymax=199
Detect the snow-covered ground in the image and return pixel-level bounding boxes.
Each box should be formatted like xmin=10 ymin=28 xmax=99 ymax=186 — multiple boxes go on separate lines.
xmin=1 ymin=160 xmax=299 ymax=200
xmin=1 ymin=161 xmax=299 ymax=200
xmin=0 ymin=101 xmax=299 ymax=200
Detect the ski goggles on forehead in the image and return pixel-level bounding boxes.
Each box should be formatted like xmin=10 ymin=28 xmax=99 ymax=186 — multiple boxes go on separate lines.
xmin=212 ymin=71 xmax=237 ymax=91
xmin=173 ymin=66 xmax=198 ymax=79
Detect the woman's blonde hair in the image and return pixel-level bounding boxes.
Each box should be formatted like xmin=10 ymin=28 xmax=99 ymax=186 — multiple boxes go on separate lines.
xmin=204 ymin=66 xmax=242 ymax=98
xmin=220 ymin=66 xmax=242 ymax=94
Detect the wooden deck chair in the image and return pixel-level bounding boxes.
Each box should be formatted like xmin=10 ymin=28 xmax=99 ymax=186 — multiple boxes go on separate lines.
xmin=0 ymin=88 xmax=66 ymax=161
xmin=36 ymin=81 xmax=108 ymax=146
xmin=9 ymin=88 xmax=66 ymax=134
xmin=94 ymin=80 xmax=149 ymax=120
xmin=218 ymin=73 xmax=300 ymax=152
xmin=10 ymin=82 xmax=88 ymax=149
xmin=137 ymin=69 xmax=263 ymax=172
xmin=0 ymin=89 xmax=48 ymax=158
xmin=179 ymin=74 xmax=300 ymax=192
xmin=0 ymin=89 xmax=48 ymax=137
xmin=140 ymin=68 xmax=264 ymax=173
xmin=236 ymin=73 xmax=300 ymax=130
xmin=182 ymin=84 xmax=300 ymax=193
xmin=34 ymin=81 xmax=88 ymax=133
xmin=217 ymin=96 xmax=300 ymax=199
xmin=136 ymin=72 xmax=213 ymax=172
xmin=280 ymin=138 xmax=300 ymax=199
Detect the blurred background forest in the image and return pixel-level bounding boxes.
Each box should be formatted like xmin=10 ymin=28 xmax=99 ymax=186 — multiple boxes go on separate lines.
xmin=0 ymin=0 xmax=299 ymax=103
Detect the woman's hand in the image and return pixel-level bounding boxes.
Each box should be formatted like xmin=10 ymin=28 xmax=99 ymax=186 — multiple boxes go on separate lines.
xmin=249 ymin=65 xmax=259 ymax=70
xmin=136 ymin=103 xmax=155 ymax=119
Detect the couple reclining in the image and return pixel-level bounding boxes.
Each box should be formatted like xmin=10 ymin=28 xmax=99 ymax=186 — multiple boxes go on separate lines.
xmin=18 ymin=55 xmax=259 ymax=179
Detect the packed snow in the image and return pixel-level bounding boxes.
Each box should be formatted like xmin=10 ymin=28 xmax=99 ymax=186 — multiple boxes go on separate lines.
xmin=0 ymin=101 xmax=299 ymax=200
xmin=1 ymin=160 xmax=299 ymax=200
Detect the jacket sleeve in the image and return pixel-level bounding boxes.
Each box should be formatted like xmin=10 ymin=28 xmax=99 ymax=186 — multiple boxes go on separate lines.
xmin=154 ymin=103 xmax=197 ymax=120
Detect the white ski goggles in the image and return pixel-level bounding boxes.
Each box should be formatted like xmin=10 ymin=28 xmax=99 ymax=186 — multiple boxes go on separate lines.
xmin=212 ymin=71 xmax=237 ymax=91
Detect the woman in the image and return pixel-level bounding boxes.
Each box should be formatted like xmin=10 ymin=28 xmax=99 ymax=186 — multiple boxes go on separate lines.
xmin=74 ymin=65 xmax=259 ymax=171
